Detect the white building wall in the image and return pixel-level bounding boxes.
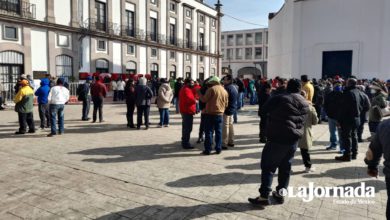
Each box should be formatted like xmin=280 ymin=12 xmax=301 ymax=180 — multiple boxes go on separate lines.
xmin=112 ymin=41 xmax=122 ymax=73
xmin=30 ymin=0 xmax=46 ymax=21
xmin=138 ymin=0 xmax=146 ymax=31
xmin=160 ymin=0 xmax=167 ymax=36
xmin=204 ymin=57 xmax=210 ymax=78
xmin=268 ymin=0 xmax=390 ymax=80
xmin=80 ymin=36 xmax=91 ymax=72
xmin=191 ymin=55 xmax=197 ymax=80
xmin=82 ymin=0 xmax=89 ymax=22
xmin=160 ymin=49 xmax=167 ymax=78
xmin=139 ymin=46 xmax=147 ymax=74
xmin=112 ymin=0 xmax=121 ymax=34
xmin=30 ymin=29 xmax=48 ymax=71
xmin=177 ymin=52 xmax=183 ymax=78
xmin=54 ymin=0 xmax=71 ymax=25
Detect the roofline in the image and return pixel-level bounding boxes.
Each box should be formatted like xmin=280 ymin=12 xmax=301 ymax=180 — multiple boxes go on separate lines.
xmin=269 ymin=1 xmax=286 ymax=20
xmin=222 ymin=28 xmax=268 ymax=33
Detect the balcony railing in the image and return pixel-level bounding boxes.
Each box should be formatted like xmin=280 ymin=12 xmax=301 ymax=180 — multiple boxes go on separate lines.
xmin=0 ymin=0 xmax=36 ymax=19
xmin=81 ymin=19 xmax=214 ymax=54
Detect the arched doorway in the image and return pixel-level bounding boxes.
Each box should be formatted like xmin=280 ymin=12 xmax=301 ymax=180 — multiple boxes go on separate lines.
xmin=198 ymin=67 xmax=205 ymax=81
xmin=169 ymin=65 xmax=176 ymax=79
xmin=126 ymin=61 xmax=137 ymax=74
xmin=96 ymin=59 xmax=109 ymax=73
xmin=150 ymin=63 xmax=158 ymax=79
xmin=237 ymin=67 xmax=261 ymax=79
xmin=56 ymin=55 xmax=73 ymax=82
xmin=185 ymin=66 xmax=191 ymax=79
xmin=0 ymin=51 xmax=24 ymax=100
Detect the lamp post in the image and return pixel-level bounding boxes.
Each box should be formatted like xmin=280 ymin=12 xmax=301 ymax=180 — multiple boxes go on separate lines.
xmin=215 ymin=0 xmax=223 ymax=76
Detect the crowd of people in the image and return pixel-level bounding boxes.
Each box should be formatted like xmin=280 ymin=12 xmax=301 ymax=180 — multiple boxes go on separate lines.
xmin=3 ymin=72 xmax=390 ymax=217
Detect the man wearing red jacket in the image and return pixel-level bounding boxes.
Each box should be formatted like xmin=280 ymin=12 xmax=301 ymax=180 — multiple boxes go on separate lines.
xmin=91 ymin=76 xmax=107 ymax=123
xmin=179 ymin=78 xmax=197 ymax=149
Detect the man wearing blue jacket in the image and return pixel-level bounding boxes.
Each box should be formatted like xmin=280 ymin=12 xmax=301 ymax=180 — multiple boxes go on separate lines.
xmin=222 ymin=75 xmax=238 ymax=149
xmin=35 ymin=78 xmax=51 ymax=129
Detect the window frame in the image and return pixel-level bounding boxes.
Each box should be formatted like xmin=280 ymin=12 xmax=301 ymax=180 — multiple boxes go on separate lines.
xmin=151 ymin=48 xmax=158 ymax=58
xmin=57 ymin=34 xmax=70 ymax=47
xmin=3 ymin=25 xmax=18 ymax=41
xmin=97 ymin=39 xmax=107 ymax=51
xmin=127 ymin=44 xmax=135 ymax=55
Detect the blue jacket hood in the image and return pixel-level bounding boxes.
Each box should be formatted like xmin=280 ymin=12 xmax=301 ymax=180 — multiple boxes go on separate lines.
xmin=40 ymin=78 xmax=50 ymax=86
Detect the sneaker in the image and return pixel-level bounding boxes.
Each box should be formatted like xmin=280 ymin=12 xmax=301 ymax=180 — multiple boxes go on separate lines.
xmin=27 ymin=130 xmax=35 ymax=134
xmin=272 ymin=191 xmax=285 ymax=204
xmin=305 ymin=167 xmax=315 ymax=173
xmin=215 ymin=150 xmax=222 ymax=154
xmin=335 ymin=154 xmax=351 ymax=162
xmin=222 ymin=146 xmax=228 ymax=150
xmin=201 ymin=150 xmax=211 ymax=155
xmin=158 ymin=125 xmax=163 ymax=128
xmin=248 ymin=196 xmax=269 ymax=206
xmin=47 ymin=133 xmax=55 ymax=137
xmin=326 ymin=146 xmax=337 ymax=150
xmin=14 ymin=131 xmax=25 ymax=135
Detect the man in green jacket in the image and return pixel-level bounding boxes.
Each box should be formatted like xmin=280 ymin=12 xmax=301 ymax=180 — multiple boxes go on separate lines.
xmin=14 ymin=79 xmax=35 ymax=134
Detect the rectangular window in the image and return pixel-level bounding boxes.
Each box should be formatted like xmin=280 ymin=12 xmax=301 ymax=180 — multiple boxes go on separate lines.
xmin=186 ymin=9 xmax=191 ymax=18
xmin=236 ymin=34 xmax=243 ymax=46
xmin=186 ymin=54 xmax=191 ymax=61
xmin=221 ymin=35 xmax=225 ymax=46
xmin=199 ymin=14 xmax=204 ymax=23
xmin=246 ymin=33 xmax=253 ymax=45
xmin=255 ymin=32 xmax=262 ymax=44
xmin=3 ymin=26 xmax=18 ymax=41
xmin=185 ymin=27 xmax=191 ymax=48
xmin=95 ymin=1 xmax=107 ymax=31
xmin=255 ymin=47 xmax=262 ymax=59
xmin=227 ymin=35 xmax=234 ymax=46
xmin=151 ymin=48 xmax=158 ymax=57
xmin=126 ymin=10 xmax=135 ymax=37
xmin=170 ymin=51 xmax=175 ymax=60
xmin=127 ymin=44 xmax=135 ymax=55
xmin=150 ymin=17 xmax=158 ymax=42
xmin=169 ymin=2 xmax=176 ymax=12
xmin=0 ymin=0 xmax=21 ymax=14
xmin=236 ymin=48 xmax=243 ymax=60
xmin=211 ymin=19 xmax=216 ymax=27
xmin=199 ymin=33 xmax=205 ymax=51
xmin=245 ymin=48 xmax=252 ymax=60
xmin=57 ymin=34 xmax=69 ymax=47
xmin=97 ymin=40 xmax=106 ymax=51
xmin=226 ymin=49 xmax=232 ymax=60
xmin=199 ymin=56 xmax=204 ymax=62
xmin=170 ymin=23 xmax=176 ymax=45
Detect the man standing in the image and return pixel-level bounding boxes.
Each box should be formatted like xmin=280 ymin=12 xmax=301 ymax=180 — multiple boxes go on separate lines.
xmin=91 ymin=76 xmax=107 ymax=123
xmin=249 ymin=79 xmax=309 ymax=205
xmin=365 ymin=119 xmax=390 ymax=219
xmin=301 ymin=75 xmax=314 ymax=102
xmin=135 ymin=77 xmax=153 ymax=130
xmin=124 ymin=79 xmax=136 ymax=128
xmin=174 ymin=78 xmax=184 ymax=113
xmin=117 ymin=78 xmax=125 ymax=101
xmin=258 ymin=81 xmax=272 ymax=143
xmin=179 ymin=78 xmax=197 ymax=149
xmin=47 ymin=78 xmax=70 ymax=137
xmin=199 ymin=76 xmax=228 ymax=155
xmin=35 ymin=78 xmax=51 ymax=129
xmin=222 ymin=75 xmax=238 ymax=150
xmin=335 ymin=78 xmax=366 ymax=161
xmin=77 ymin=76 xmax=92 ymax=121
xmin=111 ymin=79 xmax=118 ymax=101
xmin=14 ymin=80 xmax=35 ymax=134
xmin=0 ymin=81 xmax=6 ymax=110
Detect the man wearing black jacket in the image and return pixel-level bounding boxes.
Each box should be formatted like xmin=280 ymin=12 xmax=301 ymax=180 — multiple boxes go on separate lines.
xmin=335 ymin=78 xmax=367 ymax=161
xmin=222 ymin=75 xmax=238 ymax=149
xmin=365 ymin=119 xmax=390 ymax=219
xmin=249 ymin=79 xmax=309 ymax=205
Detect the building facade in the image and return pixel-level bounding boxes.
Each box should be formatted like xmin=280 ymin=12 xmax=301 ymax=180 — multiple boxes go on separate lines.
xmin=0 ymin=0 xmax=221 ymax=88
xmin=221 ymin=28 xmax=268 ymax=79
xmin=268 ymin=0 xmax=390 ymax=80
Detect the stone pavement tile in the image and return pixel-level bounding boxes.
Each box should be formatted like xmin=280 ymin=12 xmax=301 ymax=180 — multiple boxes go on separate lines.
xmin=7 ymin=202 xmax=63 ymax=220
xmin=316 ymin=207 xmax=340 ymax=220
xmin=288 ymin=213 xmax=313 ymax=220
xmin=56 ymin=208 xmax=93 ymax=220
xmin=0 ymin=212 xmax=23 ymax=220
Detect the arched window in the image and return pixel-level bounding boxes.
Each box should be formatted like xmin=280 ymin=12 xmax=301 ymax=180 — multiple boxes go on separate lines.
xmin=126 ymin=61 xmax=137 ymax=74
xmin=169 ymin=65 xmax=176 ymax=79
xmin=56 ymin=55 xmax=73 ymax=81
xmin=198 ymin=67 xmax=205 ymax=81
xmin=96 ymin=59 xmax=109 ymax=73
xmin=185 ymin=66 xmax=191 ymax=79
xmin=0 ymin=51 xmax=24 ymax=95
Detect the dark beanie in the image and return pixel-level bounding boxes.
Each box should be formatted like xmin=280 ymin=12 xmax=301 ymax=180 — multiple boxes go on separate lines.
xmin=301 ymin=75 xmax=308 ymax=82
xmin=287 ymin=79 xmax=301 ymax=93
xmin=57 ymin=78 xmax=64 ymax=85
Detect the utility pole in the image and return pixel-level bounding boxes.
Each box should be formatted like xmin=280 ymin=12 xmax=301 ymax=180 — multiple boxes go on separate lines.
xmin=215 ymin=0 xmax=223 ymax=76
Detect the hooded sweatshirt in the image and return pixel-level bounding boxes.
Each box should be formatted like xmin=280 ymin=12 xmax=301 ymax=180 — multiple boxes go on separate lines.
xmin=34 ymin=78 xmax=51 ymax=104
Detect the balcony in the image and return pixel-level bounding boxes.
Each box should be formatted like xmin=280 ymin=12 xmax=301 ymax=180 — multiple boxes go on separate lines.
xmin=0 ymin=0 xmax=36 ymax=19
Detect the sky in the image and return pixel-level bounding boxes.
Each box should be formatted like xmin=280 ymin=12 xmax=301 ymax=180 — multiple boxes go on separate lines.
xmin=204 ymin=0 xmax=285 ymax=31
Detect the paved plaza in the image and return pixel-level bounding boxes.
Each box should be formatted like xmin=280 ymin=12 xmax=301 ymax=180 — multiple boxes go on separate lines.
xmin=0 ymin=104 xmax=387 ymax=220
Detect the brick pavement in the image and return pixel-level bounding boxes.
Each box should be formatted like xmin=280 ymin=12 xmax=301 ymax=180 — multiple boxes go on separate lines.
xmin=0 ymin=104 xmax=387 ymax=220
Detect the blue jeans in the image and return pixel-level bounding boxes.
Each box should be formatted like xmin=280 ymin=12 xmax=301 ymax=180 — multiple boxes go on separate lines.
xmin=204 ymin=114 xmax=223 ymax=152
xmin=159 ymin=108 xmax=169 ymax=126
xmin=181 ymin=114 xmax=193 ymax=147
xmin=328 ymin=118 xmax=339 ymax=147
xmin=237 ymin=92 xmax=243 ymax=109
xmin=175 ymin=98 xmax=179 ymax=113
xmin=250 ymin=91 xmax=256 ymax=105
xmin=50 ymin=104 xmax=64 ymax=135
xmin=259 ymin=141 xmax=297 ymax=198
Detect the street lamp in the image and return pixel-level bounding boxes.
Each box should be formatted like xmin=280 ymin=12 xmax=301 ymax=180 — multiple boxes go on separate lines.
xmin=215 ymin=0 xmax=223 ymax=76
